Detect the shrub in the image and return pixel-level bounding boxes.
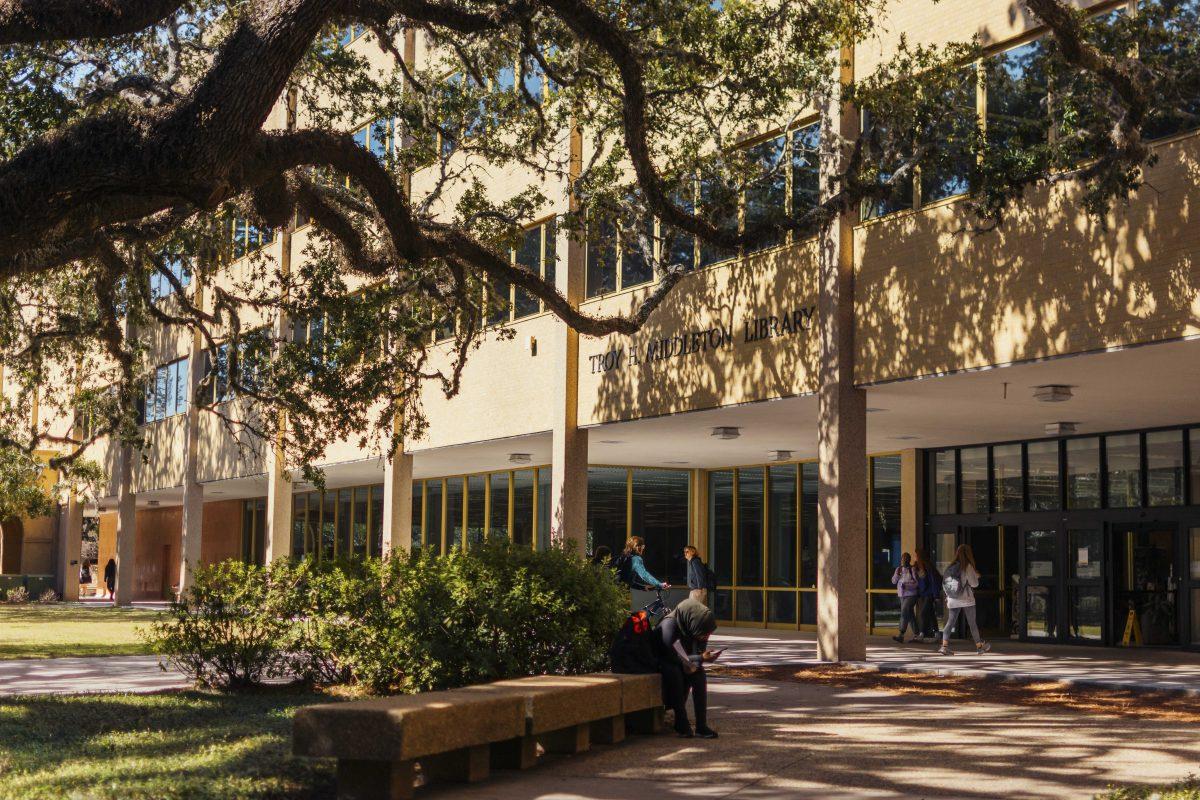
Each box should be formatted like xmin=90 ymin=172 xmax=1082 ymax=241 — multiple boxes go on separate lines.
xmin=6 ymin=586 xmax=29 ymax=604
xmin=38 ymin=589 xmax=58 ymax=604
xmin=331 ymin=541 xmax=628 ymax=694
xmin=147 ymin=560 xmax=299 ymax=691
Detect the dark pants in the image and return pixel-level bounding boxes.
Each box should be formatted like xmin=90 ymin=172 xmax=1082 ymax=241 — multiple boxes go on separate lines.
xmin=898 ymin=596 xmax=919 ymax=637
xmin=918 ymin=596 xmax=940 ymax=637
xmin=660 ymin=662 xmax=707 ymax=731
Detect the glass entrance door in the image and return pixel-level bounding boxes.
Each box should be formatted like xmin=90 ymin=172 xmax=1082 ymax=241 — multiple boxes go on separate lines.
xmin=1111 ymin=523 xmax=1181 ymax=646
xmin=1066 ymin=529 xmax=1104 ymax=642
xmin=1021 ymin=528 xmax=1060 ymax=640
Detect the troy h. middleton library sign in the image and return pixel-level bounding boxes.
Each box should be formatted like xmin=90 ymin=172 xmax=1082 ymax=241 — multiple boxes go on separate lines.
xmin=588 ymin=305 xmax=817 ymax=374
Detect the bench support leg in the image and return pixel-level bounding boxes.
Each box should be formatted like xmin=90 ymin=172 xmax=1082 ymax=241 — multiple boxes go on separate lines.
xmin=539 ymin=722 xmax=590 ymax=755
xmin=625 ymin=706 xmax=665 ymax=735
xmin=422 ymin=744 xmax=490 ymax=784
xmin=491 ymin=734 xmax=538 ymax=770
xmin=336 ymin=758 xmax=414 ymax=800
xmin=591 ymin=714 xmax=626 ymax=745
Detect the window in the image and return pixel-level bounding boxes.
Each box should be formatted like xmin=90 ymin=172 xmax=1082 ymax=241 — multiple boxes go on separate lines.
xmin=140 ymin=358 xmax=189 ymax=424
xmin=631 ymin=469 xmax=690 ymax=584
xmin=930 ymin=449 xmax=956 ymax=514
xmin=860 ymin=109 xmax=915 ymax=220
xmin=488 ymin=472 xmax=509 ymax=541
xmin=986 ymin=39 xmax=1049 ymax=152
xmin=1106 ymin=433 xmax=1142 ymax=508
xmin=767 ymin=465 xmax=797 ymax=588
xmin=1146 ymin=430 xmax=1185 ymax=507
xmin=512 ymin=469 xmax=535 ymax=547
xmin=587 ymin=467 xmax=629 ymax=562
xmin=202 ymin=329 xmax=270 ymax=404
xmin=1066 ymin=437 xmax=1101 ymax=509
xmin=352 ymin=118 xmax=393 ymax=161
xmin=791 ymin=124 xmax=821 ymax=235
xmin=959 ymin=446 xmax=988 ymax=514
xmin=737 ymin=468 xmax=764 ymax=586
xmin=1142 ymin=0 xmax=1200 ymax=141
xmin=921 ymin=66 xmax=978 ymax=204
xmin=585 ymin=216 xmax=618 ymax=297
xmin=149 ymin=254 xmax=192 ymax=301
xmin=227 ymin=214 xmax=274 ymax=261
xmin=1027 ymin=440 xmax=1060 ymax=511
xmin=993 ymin=443 xmax=1023 ymax=512
xmin=709 ymin=470 xmax=734 ymax=595
xmin=1191 ymin=429 xmax=1200 ymax=504
xmin=697 ymin=165 xmax=739 ymax=268
xmin=338 ymin=24 xmax=365 ymax=47
xmin=490 ymin=219 xmax=558 ymax=322
xmin=584 ymin=206 xmax=654 ymax=299
xmin=743 ymin=134 xmax=788 ymax=253
xmin=870 ymin=456 xmax=902 ymax=589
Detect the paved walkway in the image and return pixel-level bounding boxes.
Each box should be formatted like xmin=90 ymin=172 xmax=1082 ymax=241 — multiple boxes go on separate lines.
xmin=0 ymin=655 xmax=188 ymax=696
xmin=430 ymin=675 xmax=1200 ymax=799
xmin=709 ymin=629 xmax=1200 ymax=694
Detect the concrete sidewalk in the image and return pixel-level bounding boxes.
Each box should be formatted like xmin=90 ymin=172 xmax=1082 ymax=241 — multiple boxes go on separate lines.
xmin=0 ymin=655 xmax=188 ymax=696
xmin=710 ymin=628 xmax=1200 ymax=694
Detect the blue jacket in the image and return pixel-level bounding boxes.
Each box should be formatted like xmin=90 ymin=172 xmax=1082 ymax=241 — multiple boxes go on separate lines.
xmin=630 ymin=554 xmax=664 ymax=589
xmin=916 ymin=568 xmax=942 ymax=599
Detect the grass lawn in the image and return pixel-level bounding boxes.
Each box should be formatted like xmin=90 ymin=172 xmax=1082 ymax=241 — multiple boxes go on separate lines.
xmin=1098 ymin=778 xmax=1200 ymax=799
xmin=0 ymin=605 xmax=161 ymax=659
xmin=0 ymin=690 xmax=336 ymax=800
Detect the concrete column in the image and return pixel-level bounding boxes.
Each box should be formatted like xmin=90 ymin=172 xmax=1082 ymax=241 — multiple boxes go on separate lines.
xmin=900 ymin=449 xmax=921 ymax=557
xmin=382 ymin=442 xmax=414 ymax=556
xmin=55 ymin=494 xmax=83 ymax=601
xmin=815 ymin=45 xmax=867 ymax=662
xmin=178 ymin=283 xmax=206 ymax=595
xmin=113 ymin=444 xmax=137 ymax=606
xmin=548 ymin=126 xmax=589 ymax=550
xmin=264 ymin=448 xmax=292 ymax=562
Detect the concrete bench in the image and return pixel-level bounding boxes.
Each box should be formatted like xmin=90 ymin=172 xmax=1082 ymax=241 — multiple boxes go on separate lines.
xmin=294 ymin=672 xmax=663 ymax=800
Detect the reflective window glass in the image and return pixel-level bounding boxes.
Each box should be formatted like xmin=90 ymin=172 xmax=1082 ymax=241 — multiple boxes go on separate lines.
xmin=588 ymin=467 xmax=628 ymax=559
xmin=1027 ymin=440 xmax=1060 ymax=511
xmin=800 ymin=463 xmax=818 ymax=587
xmin=489 ymin=472 xmax=509 ymax=541
xmin=1066 ymin=438 xmax=1101 ymax=509
xmin=959 ymin=447 xmax=988 ymax=514
xmin=930 ymin=450 xmax=956 ymax=515
xmin=737 ymin=468 xmax=764 ymax=586
xmin=632 ymin=469 xmax=690 ymax=584
xmin=1146 ymin=430 xmax=1184 ymax=507
xmin=767 ymin=466 xmax=797 ymax=588
xmin=993 ymin=444 xmax=1023 ymax=513
xmin=467 ymin=475 xmax=486 ymax=546
xmin=871 ymin=456 xmax=902 ymax=589
xmin=709 ymin=471 xmax=734 ymax=587
xmin=1106 ymin=433 xmax=1142 ymax=508
xmin=512 ymin=470 xmax=535 ymax=547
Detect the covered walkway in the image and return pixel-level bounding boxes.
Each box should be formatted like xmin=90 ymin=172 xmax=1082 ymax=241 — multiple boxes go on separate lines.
xmin=711 ymin=628 xmax=1200 ymax=694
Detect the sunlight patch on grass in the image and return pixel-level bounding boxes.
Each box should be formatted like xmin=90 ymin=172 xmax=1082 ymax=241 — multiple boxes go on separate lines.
xmin=0 ymin=605 xmax=161 ymax=660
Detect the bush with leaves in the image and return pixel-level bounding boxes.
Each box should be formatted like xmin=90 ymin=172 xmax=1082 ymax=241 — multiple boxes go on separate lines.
xmin=37 ymin=589 xmax=58 ymax=603
xmin=329 ymin=542 xmax=628 ymax=694
xmin=5 ymin=586 xmax=29 ymax=604
xmin=147 ymin=560 xmax=300 ymax=691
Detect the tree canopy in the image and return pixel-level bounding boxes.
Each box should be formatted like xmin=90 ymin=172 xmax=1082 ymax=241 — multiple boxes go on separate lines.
xmin=0 ymin=0 xmax=1195 ymax=511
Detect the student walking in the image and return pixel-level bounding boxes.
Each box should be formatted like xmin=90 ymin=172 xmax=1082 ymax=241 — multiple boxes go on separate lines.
xmin=890 ymin=552 xmax=920 ymax=643
xmin=683 ymin=545 xmax=716 ymax=603
xmin=913 ymin=547 xmax=941 ymax=642
xmin=103 ymin=558 xmax=117 ymax=600
xmin=614 ymin=536 xmax=670 ymax=590
xmin=939 ymin=544 xmax=991 ymax=655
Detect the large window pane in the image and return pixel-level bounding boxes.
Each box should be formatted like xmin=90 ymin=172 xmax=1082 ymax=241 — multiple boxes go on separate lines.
xmin=1071 ymin=529 xmax=1102 ymax=580
xmin=1027 ymin=440 xmax=1060 ymax=511
xmin=1069 ymin=586 xmax=1103 ymax=641
xmin=993 ymin=444 xmax=1023 ymax=513
xmin=1146 ymin=430 xmax=1184 ymax=507
xmin=632 ymin=469 xmax=690 ymax=584
xmin=987 ymin=39 xmax=1049 ymax=152
xmin=767 ymin=466 xmax=797 ymax=587
xmin=321 ymin=491 xmax=336 ymax=561
xmin=743 ymin=134 xmax=786 ymax=253
xmin=768 ymin=592 xmax=796 ymax=625
xmin=1025 ymin=529 xmax=1058 ymax=580
xmin=537 ymin=467 xmax=552 ymax=551
xmin=352 ymin=487 xmax=368 ymax=559
xmin=800 ymin=463 xmax=818 ymax=587
xmin=369 ymin=485 xmax=383 ymax=558
xmin=791 ymin=124 xmax=820 ymax=237
xmin=959 ymin=447 xmax=988 ymax=514
xmin=1192 ymin=430 xmax=1200 ymax=505
xmin=585 ymin=218 xmax=617 ymax=298
xmin=620 ymin=217 xmax=656 ymax=289
xmin=860 ymin=109 xmax=914 ymax=219
xmin=410 ymin=481 xmax=423 ymax=551
xmin=306 ymin=492 xmax=321 ymax=557
xmin=736 ymin=590 xmax=764 ymax=623
xmin=291 ymin=494 xmax=307 ymax=557
xmin=467 ymin=475 xmax=486 ymax=546
xmin=709 ymin=471 xmax=734 ymax=586
xmin=425 ymin=480 xmax=443 ymax=555
xmin=513 ymin=227 xmax=541 ymax=319
xmin=871 ymin=456 xmax=902 ymax=589
xmin=930 ymin=450 xmax=956 ymax=515
xmin=337 ymin=488 xmax=353 ymax=559
xmin=737 ymin=468 xmax=764 ymax=586
xmin=512 ymin=470 xmax=535 ymax=547
xmin=922 ymin=67 xmax=977 ymax=204
xmin=1066 ymin=438 xmax=1101 ymax=509
xmin=1025 ymin=585 xmax=1057 ymax=638
xmin=488 ymin=472 xmax=509 ymax=540
xmin=1106 ymin=433 xmax=1142 ymax=508
xmin=698 ymin=165 xmax=738 ymax=268
xmin=588 ymin=467 xmax=627 ymax=559
xmin=446 ymin=477 xmax=464 ymax=550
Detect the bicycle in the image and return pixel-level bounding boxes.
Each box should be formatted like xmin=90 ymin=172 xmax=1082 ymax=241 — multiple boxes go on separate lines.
xmin=638 ymin=585 xmax=673 ymax=624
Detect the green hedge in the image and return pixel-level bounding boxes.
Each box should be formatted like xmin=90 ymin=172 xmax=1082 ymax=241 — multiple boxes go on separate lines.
xmin=149 ymin=542 xmax=627 ymax=694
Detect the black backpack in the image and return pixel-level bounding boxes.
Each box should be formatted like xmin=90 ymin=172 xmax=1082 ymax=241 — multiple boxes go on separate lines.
xmin=609 ymin=610 xmax=660 ymax=674
xmin=704 ymin=563 xmax=718 ymax=592
xmin=612 ymin=553 xmax=635 ymax=587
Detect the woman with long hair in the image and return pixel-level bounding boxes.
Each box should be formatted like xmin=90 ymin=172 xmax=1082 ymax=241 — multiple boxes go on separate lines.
xmin=890 ymin=552 xmax=920 ymax=643
xmin=913 ymin=547 xmax=941 ymax=642
xmin=618 ymin=536 xmax=670 ymax=590
xmin=939 ymin=544 xmax=990 ymax=655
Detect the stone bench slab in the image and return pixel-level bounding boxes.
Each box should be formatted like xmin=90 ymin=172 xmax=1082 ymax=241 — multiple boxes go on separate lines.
xmin=464 ymin=674 xmax=622 ymax=735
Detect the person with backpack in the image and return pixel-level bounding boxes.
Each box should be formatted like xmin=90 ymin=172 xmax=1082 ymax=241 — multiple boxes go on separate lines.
xmin=939 ymin=543 xmax=991 ymax=655
xmin=614 ymin=536 xmax=670 ymax=590
xmin=913 ymin=547 xmax=941 ymax=642
xmin=890 ymin=552 xmax=920 ymax=643
xmin=592 ymin=545 xmax=612 ymax=568
xmin=683 ymin=545 xmax=716 ymax=603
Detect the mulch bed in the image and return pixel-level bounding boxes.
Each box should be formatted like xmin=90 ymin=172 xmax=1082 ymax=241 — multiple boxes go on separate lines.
xmin=710 ymin=662 xmax=1200 ymax=723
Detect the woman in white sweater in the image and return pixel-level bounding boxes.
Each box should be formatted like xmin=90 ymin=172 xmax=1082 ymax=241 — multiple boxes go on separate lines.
xmin=939 ymin=544 xmax=991 ymax=655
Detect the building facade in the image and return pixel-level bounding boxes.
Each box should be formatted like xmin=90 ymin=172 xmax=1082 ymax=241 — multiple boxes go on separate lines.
xmin=16 ymin=0 xmax=1200 ymax=652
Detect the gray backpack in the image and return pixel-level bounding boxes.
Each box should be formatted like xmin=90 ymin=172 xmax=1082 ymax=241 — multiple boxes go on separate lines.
xmin=942 ymin=563 xmax=968 ymax=601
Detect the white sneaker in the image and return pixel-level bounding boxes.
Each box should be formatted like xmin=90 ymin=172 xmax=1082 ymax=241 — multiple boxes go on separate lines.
xmin=976 ymin=641 xmax=992 ymax=654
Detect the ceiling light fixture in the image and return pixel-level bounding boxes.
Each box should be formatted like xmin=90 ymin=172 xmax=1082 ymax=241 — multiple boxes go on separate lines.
xmin=508 ymin=453 xmax=532 ymax=465
xmin=147 ymin=500 xmax=160 ymax=507
xmin=767 ymin=450 xmax=793 ymax=462
xmin=1033 ymin=385 xmax=1074 ymax=403
xmin=1044 ymin=421 xmax=1078 ymax=435
xmin=889 ymin=435 xmax=922 ymax=441
xmin=711 ymin=426 xmax=740 ymax=440
xmin=598 ymin=440 xmax=625 ymax=445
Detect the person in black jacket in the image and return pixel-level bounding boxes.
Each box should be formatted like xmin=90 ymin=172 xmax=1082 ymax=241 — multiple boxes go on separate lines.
xmin=657 ymin=598 xmax=722 ymax=738
xmin=683 ymin=545 xmax=714 ymax=603
xmin=103 ymin=558 xmax=117 ymax=600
